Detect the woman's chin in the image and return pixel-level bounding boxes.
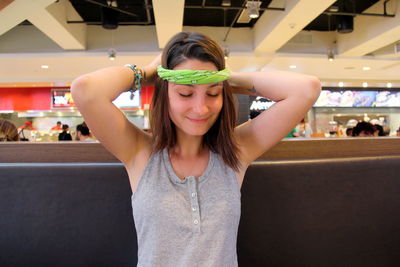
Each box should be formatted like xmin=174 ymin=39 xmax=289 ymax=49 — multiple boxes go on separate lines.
xmin=179 ymin=125 xmax=211 ymax=137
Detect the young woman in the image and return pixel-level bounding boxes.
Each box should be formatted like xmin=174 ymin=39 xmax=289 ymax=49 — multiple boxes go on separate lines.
xmin=71 ymin=31 xmax=321 ymax=266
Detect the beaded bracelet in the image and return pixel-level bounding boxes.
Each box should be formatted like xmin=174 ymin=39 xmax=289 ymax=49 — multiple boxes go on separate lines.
xmin=124 ymin=64 xmax=145 ymax=100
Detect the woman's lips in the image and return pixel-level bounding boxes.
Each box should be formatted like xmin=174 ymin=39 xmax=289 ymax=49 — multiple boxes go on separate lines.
xmin=188 ymin=117 xmax=209 ymax=123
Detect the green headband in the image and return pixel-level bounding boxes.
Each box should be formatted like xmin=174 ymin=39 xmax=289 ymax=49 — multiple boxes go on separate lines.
xmin=157 ymin=65 xmax=230 ymax=85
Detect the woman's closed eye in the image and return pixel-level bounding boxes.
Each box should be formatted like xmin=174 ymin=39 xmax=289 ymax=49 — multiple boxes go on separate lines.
xmin=207 ymin=93 xmax=220 ymax=97
xmin=179 ymin=93 xmax=219 ymax=97
xmin=179 ymin=93 xmax=192 ymax=97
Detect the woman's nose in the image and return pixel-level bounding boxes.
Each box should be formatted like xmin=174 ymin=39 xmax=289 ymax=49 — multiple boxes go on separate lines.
xmin=192 ymin=96 xmax=209 ymax=114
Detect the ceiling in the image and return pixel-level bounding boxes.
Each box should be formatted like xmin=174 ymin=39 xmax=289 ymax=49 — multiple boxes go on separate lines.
xmin=67 ymin=0 xmax=380 ymax=29
xmin=0 ymin=0 xmax=399 ymax=87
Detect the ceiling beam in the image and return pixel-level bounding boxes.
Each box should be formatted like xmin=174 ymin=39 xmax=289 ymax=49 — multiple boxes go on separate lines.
xmin=152 ymin=0 xmax=184 ymax=49
xmin=337 ymin=0 xmax=400 ymax=57
xmin=0 ymin=0 xmax=14 ymax=11
xmin=0 ymin=0 xmax=55 ymax=36
xmin=28 ymin=0 xmax=86 ymax=50
xmin=253 ymin=0 xmax=336 ymax=53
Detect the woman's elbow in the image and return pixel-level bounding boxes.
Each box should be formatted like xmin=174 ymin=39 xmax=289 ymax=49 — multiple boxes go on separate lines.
xmin=305 ymin=76 xmax=321 ymax=101
xmin=71 ymin=75 xmax=93 ymax=103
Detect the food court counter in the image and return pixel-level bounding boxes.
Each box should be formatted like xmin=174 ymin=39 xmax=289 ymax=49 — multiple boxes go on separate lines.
xmin=1 ymin=137 xmax=400 ymax=162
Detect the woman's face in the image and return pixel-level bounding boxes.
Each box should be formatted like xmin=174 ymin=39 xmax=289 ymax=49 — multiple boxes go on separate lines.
xmin=168 ymin=59 xmax=223 ymax=137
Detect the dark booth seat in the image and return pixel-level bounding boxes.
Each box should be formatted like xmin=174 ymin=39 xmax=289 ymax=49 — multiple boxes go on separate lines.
xmin=238 ymin=156 xmax=400 ymax=266
xmin=0 ymin=163 xmax=136 ymax=267
xmin=1 ymin=139 xmax=400 ymax=266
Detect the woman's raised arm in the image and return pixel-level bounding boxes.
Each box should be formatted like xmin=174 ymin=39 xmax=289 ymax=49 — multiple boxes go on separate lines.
xmin=230 ymin=70 xmax=321 ymax=165
xmin=71 ymin=56 xmax=160 ymax=166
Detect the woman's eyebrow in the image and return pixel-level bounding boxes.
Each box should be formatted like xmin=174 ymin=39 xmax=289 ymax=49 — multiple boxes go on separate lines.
xmin=208 ymin=83 xmax=223 ymax=88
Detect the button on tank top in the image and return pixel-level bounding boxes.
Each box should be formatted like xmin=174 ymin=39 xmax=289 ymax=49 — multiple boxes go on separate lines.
xmin=131 ymin=148 xmax=241 ymax=267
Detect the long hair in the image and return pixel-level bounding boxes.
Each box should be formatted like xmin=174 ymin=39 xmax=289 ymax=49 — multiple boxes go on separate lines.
xmin=0 ymin=119 xmax=19 ymax=141
xmin=150 ymin=31 xmax=240 ymax=171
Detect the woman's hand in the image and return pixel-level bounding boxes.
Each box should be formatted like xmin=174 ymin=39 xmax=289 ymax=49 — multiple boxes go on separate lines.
xmin=227 ymin=71 xmax=258 ymax=96
xmin=142 ymin=53 xmax=162 ymax=86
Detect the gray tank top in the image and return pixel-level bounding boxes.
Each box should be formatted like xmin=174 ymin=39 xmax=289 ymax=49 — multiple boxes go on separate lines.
xmin=131 ymin=148 xmax=241 ymax=267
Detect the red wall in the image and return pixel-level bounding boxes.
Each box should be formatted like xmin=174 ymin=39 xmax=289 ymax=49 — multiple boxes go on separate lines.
xmin=141 ymin=86 xmax=154 ymax=109
xmin=0 ymin=87 xmax=52 ymax=111
xmin=0 ymin=86 xmax=154 ymax=111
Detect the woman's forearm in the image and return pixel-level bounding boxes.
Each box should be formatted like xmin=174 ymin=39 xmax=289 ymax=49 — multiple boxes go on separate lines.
xmin=71 ymin=66 xmax=135 ymax=104
xmin=71 ymin=54 xmax=161 ymax=104
xmin=228 ymin=71 xmax=321 ymax=102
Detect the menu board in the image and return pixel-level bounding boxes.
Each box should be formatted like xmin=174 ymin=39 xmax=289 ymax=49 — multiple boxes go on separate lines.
xmin=314 ymin=90 xmax=400 ymax=107
xmin=51 ymin=89 xmax=75 ymax=108
xmin=250 ymin=90 xmax=400 ymax=110
xmin=249 ymin=96 xmax=274 ymax=110
xmin=375 ymin=91 xmax=400 ymax=107
xmin=51 ymin=89 xmax=140 ymax=109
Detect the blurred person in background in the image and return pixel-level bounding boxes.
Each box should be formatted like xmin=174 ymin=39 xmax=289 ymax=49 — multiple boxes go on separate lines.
xmin=76 ymin=123 xmax=96 ymax=142
xmin=51 ymin=121 xmax=63 ymax=131
xmin=373 ymin=124 xmax=386 ymax=136
xmin=18 ymin=121 xmax=35 ymax=141
xmin=346 ymin=128 xmax=353 ymax=137
xmin=352 ymin=121 xmax=375 ymax=137
xmin=295 ymin=118 xmax=313 ymax=137
xmin=58 ymin=124 xmax=72 ymax=141
xmin=0 ymin=119 xmax=19 ymax=141
xmin=397 ymin=127 xmax=400 ymax=137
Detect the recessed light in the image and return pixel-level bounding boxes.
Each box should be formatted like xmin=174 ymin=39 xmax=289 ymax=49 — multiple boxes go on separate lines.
xmin=362 ymin=66 xmax=371 ymax=71
xmin=289 ymin=65 xmax=297 ymax=69
xmin=41 ymin=65 xmax=49 ymax=69
xmin=328 ymin=5 xmax=339 ymax=12
xmin=387 ymin=82 xmax=392 ymax=88
xmin=338 ymin=82 xmax=344 ymax=87
xmin=362 ymin=82 xmax=368 ymax=88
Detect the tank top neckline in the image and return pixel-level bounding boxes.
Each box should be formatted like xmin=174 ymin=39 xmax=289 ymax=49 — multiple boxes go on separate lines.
xmin=162 ymin=148 xmax=216 ymax=184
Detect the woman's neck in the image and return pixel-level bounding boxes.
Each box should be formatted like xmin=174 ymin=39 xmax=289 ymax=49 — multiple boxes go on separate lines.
xmin=171 ymin=131 xmax=205 ymax=158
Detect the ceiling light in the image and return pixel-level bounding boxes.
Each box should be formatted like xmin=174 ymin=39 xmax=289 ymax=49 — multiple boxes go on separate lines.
xmin=362 ymin=66 xmax=371 ymax=71
xmin=328 ymin=5 xmax=339 ymax=12
xmin=221 ymin=0 xmax=231 ymax=7
xmin=387 ymin=82 xmax=392 ymax=88
xmin=327 ymin=50 xmax=334 ymax=61
xmin=41 ymin=65 xmax=49 ymax=69
xmin=108 ymin=48 xmax=116 ymax=61
xmin=222 ymin=45 xmax=230 ymax=60
xmin=106 ymin=0 xmax=117 ymax=7
xmin=246 ymin=1 xmax=262 ymax=19
xmin=289 ymin=65 xmax=297 ymax=69
xmin=338 ymin=82 xmax=344 ymax=87
xmin=362 ymin=82 xmax=368 ymax=88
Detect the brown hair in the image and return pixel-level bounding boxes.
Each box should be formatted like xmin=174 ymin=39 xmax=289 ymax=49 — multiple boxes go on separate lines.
xmin=150 ymin=31 xmax=240 ymax=171
xmin=0 ymin=119 xmax=19 ymax=141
